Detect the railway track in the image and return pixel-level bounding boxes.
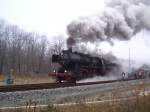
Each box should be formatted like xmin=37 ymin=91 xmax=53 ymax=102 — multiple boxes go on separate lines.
xmin=0 ymin=79 xmax=134 ymax=92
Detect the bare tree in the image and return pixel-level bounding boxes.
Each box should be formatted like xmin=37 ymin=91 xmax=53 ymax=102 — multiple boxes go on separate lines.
xmin=0 ymin=22 xmax=5 ymax=73
xmin=47 ymin=36 xmax=66 ymax=72
xmin=0 ymin=18 xmax=66 ymax=75
xmin=50 ymin=36 xmax=65 ymax=54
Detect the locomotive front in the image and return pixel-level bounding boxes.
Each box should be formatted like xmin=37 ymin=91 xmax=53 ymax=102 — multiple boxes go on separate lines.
xmin=49 ymin=48 xmax=117 ymax=83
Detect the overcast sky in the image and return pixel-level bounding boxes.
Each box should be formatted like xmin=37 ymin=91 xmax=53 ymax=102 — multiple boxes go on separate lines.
xmin=0 ymin=0 xmax=150 ymax=65
xmin=0 ymin=0 xmax=105 ymax=37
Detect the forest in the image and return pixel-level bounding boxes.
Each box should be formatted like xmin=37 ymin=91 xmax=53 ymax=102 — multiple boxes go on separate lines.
xmin=0 ymin=19 xmax=65 ymax=75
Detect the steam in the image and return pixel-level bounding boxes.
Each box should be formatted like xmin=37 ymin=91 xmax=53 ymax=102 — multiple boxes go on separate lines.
xmin=67 ymin=0 xmax=150 ymax=46
xmin=72 ymin=42 xmax=118 ymax=62
xmin=78 ymin=75 xmax=118 ymax=83
xmin=66 ymin=0 xmax=150 ymax=80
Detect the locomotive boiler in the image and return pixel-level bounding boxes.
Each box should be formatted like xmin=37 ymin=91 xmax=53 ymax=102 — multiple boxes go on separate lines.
xmin=49 ymin=48 xmax=118 ymax=83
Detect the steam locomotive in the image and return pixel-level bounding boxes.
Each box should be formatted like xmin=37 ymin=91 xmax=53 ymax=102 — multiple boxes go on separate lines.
xmin=49 ymin=48 xmax=118 ymax=83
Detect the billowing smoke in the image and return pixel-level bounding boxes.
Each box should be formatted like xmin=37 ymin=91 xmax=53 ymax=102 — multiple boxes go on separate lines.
xmin=66 ymin=0 xmax=150 ymax=80
xmin=67 ymin=0 xmax=150 ymax=46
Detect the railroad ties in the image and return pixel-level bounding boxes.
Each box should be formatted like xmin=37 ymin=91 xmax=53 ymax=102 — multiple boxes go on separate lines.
xmin=0 ymin=79 xmax=135 ymax=92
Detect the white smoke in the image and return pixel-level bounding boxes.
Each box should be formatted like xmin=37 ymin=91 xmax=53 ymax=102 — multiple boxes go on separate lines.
xmin=67 ymin=0 xmax=150 ymax=45
xmin=78 ymin=75 xmax=118 ymax=83
xmin=66 ymin=0 xmax=150 ymax=80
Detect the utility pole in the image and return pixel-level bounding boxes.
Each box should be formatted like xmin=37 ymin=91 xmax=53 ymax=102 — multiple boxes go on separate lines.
xmin=129 ymin=42 xmax=131 ymax=74
xmin=129 ymin=47 xmax=130 ymax=73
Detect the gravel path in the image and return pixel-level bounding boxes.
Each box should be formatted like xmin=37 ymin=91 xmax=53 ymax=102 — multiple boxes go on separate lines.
xmin=0 ymin=79 xmax=150 ymax=108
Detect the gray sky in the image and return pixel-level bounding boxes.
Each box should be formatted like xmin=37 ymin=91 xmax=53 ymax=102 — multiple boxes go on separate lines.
xmin=0 ymin=0 xmax=105 ymax=37
xmin=0 ymin=0 xmax=150 ymax=64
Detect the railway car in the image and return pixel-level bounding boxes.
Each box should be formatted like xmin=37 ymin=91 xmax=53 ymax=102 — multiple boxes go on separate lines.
xmin=128 ymin=68 xmax=150 ymax=80
xmin=49 ymin=48 xmax=118 ymax=83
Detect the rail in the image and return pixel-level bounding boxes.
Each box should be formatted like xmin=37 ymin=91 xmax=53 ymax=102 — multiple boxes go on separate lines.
xmin=0 ymin=79 xmax=134 ymax=92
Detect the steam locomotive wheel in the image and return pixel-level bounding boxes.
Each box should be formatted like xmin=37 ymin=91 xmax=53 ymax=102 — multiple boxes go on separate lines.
xmin=72 ymin=77 xmax=76 ymax=83
xmin=57 ymin=76 xmax=63 ymax=83
xmin=68 ymin=76 xmax=76 ymax=83
xmin=82 ymin=71 xmax=88 ymax=78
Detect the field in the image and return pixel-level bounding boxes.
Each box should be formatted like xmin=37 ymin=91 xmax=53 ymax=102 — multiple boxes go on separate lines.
xmin=0 ymin=74 xmax=54 ymax=85
xmin=1 ymin=88 xmax=150 ymax=112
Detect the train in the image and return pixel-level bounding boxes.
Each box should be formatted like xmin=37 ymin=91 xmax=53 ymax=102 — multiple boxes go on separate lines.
xmin=49 ymin=48 xmax=119 ymax=83
xmin=127 ymin=67 xmax=150 ymax=80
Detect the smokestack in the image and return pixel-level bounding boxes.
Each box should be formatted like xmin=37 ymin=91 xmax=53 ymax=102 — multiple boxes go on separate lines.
xmin=67 ymin=0 xmax=150 ymax=46
xmin=68 ymin=47 xmax=72 ymax=52
xmin=67 ymin=37 xmax=75 ymax=49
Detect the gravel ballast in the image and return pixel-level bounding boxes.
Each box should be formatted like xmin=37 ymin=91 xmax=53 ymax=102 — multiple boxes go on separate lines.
xmin=0 ymin=79 xmax=150 ymax=108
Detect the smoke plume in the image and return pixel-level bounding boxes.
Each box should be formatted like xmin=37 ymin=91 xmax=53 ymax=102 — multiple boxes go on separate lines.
xmin=67 ymin=0 xmax=150 ymax=46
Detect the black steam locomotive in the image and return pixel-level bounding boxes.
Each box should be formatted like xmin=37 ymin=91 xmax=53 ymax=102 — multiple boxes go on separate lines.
xmin=49 ymin=48 xmax=118 ymax=83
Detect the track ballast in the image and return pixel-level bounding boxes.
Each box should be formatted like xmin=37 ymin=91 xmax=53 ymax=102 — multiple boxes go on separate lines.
xmin=0 ymin=79 xmax=134 ymax=92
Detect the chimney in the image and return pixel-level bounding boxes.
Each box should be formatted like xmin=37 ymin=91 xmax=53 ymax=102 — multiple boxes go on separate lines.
xmin=68 ymin=47 xmax=72 ymax=52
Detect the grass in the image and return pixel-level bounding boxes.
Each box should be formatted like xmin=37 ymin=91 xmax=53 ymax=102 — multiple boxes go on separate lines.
xmin=0 ymin=73 xmax=54 ymax=85
xmin=13 ymin=74 xmax=54 ymax=84
xmin=6 ymin=94 xmax=149 ymax=112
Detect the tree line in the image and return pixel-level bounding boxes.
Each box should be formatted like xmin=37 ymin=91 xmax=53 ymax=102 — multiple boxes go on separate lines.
xmin=0 ymin=19 xmax=65 ymax=75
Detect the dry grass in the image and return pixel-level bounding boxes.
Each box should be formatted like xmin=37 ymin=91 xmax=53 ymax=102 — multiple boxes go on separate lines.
xmin=1 ymin=95 xmax=149 ymax=112
xmin=13 ymin=74 xmax=54 ymax=84
xmin=0 ymin=73 xmax=55 ymax=85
